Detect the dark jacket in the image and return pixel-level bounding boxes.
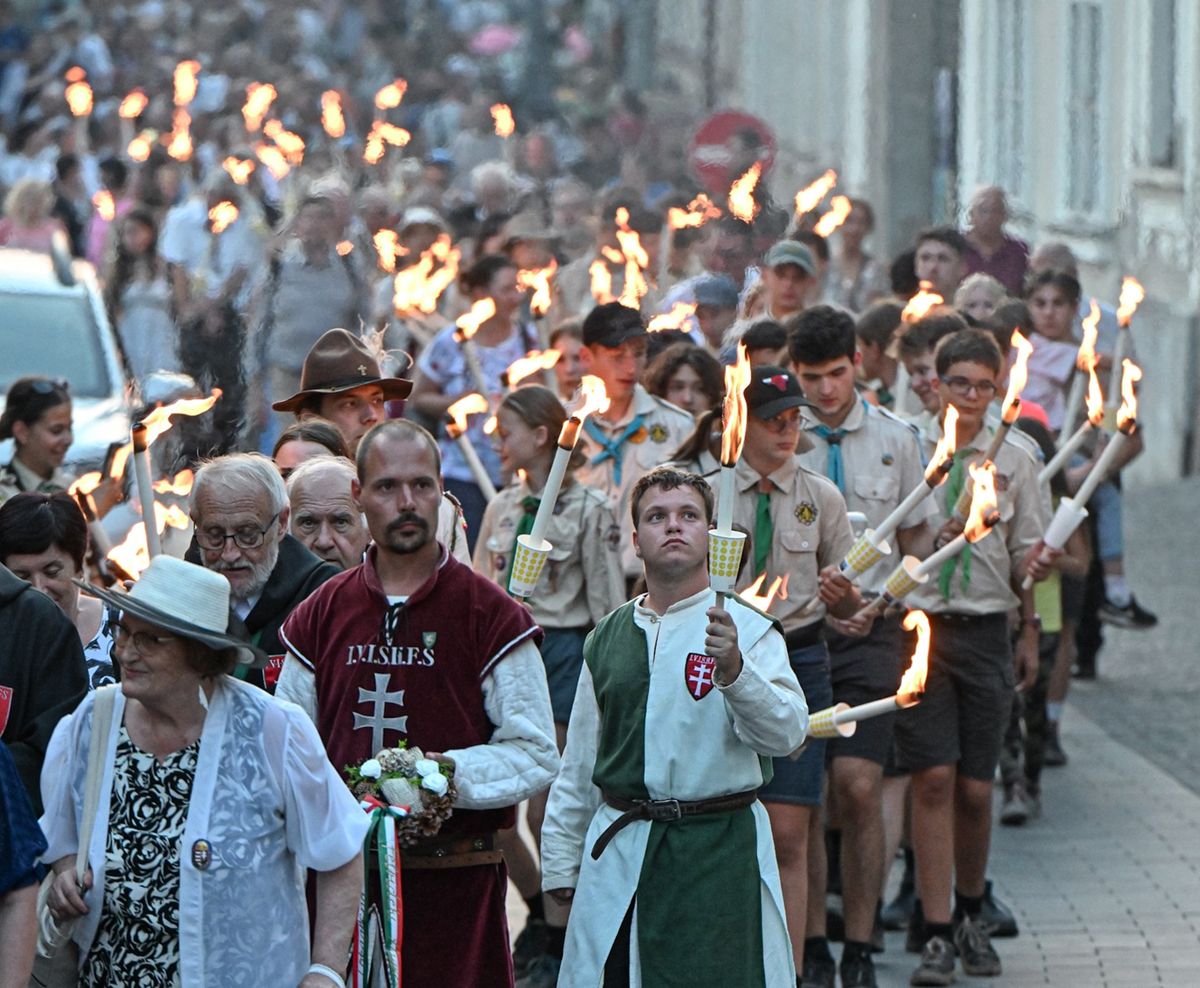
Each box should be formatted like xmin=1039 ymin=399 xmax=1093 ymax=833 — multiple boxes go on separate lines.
xmin=187 ymin=534 xmax=339 ymax=691
xmin=0 ymin=565 xmax=88 ymax=815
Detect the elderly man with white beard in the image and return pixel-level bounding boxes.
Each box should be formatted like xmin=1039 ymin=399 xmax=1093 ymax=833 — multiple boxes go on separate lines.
xmin=188 ymin=453 xmax=340 ymax=692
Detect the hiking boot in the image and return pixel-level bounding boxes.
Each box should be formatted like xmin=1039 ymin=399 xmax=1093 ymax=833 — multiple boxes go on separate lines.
xmin=905 ymin=898 xmax=926 ymax=954
xmin=839 ymin=951 xmax=878 ymax=988
xmin=909 ymin=935 xmax=956 ymax=986
xmin=953 ymin=914 xmax=1001 ymax=976
xmin=511 ymin=918 xmax=548 ymax=978
xmin=981 ymin=880 xmax=1018 ymax=938
xmin=514 ymin=953 xmax=560 ymax=988
xmin=1000 ymin=782 xmax=1029 ymax=826
xmin=800 ymin=950 xmax=836 ymax=988
xmin=1043 ymin=722 xmax=1068 ymax=767
xmin=1099 ymin=595 xmax=1158 ymax=629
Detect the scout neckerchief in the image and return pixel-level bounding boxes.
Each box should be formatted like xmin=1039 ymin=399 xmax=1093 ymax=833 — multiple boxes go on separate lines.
xmin=754 ymin=480 xmax=773 ymax=578
xmin=507 ymin=494 xmax=541 ymax=592
xmin=584 ymin=414 xmax=646 ymax=486
xmin=809 ymin=397 xmax=867 ymax=494
xmin=938 ymin=447 xmax=979 ymax=599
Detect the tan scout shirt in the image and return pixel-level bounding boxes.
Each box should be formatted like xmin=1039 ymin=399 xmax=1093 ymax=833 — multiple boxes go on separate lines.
xmin=576 ymin=384 xmax=695 ymax=578
xmin=0 ymin=458 xmax=73 ymax=506
xmin=473 ymin=478 xmax=626 ymax=628
xmin=908 ymin=421 xmax=1049 ymax=615
xmin=709 ymin=457 xmax=855 ymax=633
xmin=798 ymin=399 xmax=939 ymax=591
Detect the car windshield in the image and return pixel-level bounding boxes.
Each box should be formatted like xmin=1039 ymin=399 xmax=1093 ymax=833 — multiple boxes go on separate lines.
xmin=0 ymin=292 xmax=112 ymax=398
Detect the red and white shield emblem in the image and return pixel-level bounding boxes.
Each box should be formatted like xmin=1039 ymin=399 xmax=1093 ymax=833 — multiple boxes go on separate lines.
xmin=0 ymin=685 xmax=12 ymax=734
xmin=684 ymin=653 xmax=717 ymax=701
xmin=263 ymin=655 xmax=286 ymax=690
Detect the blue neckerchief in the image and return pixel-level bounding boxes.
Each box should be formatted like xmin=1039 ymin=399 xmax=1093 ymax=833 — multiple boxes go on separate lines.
xmin=584 ymin=413 xmax=647 ymax=486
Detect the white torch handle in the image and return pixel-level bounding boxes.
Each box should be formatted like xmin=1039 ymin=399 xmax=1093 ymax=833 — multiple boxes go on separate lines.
xmin=460 ymin=339 xmax=489 ymax=396
xmin=528 ymin=444 xmax=572 ymax=545
xmin=716 ymin=464 xmax=736 ymax=534
xmin=832 ymin=695 xmax=902 ymax=726
xmin=1038 ymin=421 xmax=1093 ymax=485
xmin=1071 ymin=430 xmax=1129 ymax=508
xmin=873 ymin=482 xmax=933 ymax=546
xmin=454 ymin=434 xmax=498 ymax=501
xmin=133 ymin=442 xmax=161 ymax=558
xmin=912 ymin=532 xmax=969 ymax=580
xmin=1106 ymin=327 xmax=1131 ymax=410
xmin=1060 ymin=368 xmax=1087 ymax=439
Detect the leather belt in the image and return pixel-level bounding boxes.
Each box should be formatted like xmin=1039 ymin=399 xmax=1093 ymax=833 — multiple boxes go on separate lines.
xmin=400 ymin=833 xmax=503 ymax=870
xmin=591 ymin=789 xmax=758 ymax=860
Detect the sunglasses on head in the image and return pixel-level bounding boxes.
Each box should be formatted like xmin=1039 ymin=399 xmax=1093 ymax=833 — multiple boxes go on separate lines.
xmin=29 ymin=378 xmax=69 ymax=395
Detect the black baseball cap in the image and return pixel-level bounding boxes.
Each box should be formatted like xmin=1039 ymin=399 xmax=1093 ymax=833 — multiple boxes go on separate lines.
xmin=744 ymin=366 xmax=815 ymax=419
xmin=582 ymin=302 xmax=647 ymax=348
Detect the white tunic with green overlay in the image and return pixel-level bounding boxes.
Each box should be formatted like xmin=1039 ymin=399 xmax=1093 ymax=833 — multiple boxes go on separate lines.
xmin=541 ymin=588 xmax=808 ymax=986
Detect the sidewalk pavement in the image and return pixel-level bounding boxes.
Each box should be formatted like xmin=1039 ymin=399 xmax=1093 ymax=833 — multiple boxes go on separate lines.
xmin=870 ymin=704 xmax=1200 ymax=987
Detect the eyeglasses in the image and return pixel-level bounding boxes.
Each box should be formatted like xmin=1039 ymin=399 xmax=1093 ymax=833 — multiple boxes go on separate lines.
xmin=114 ymin=622 xmax=176 ymax=654
xmin=195 ymin=512 xmax=280 ymax=551
xmin=940 ymin=376 xmax=998 ymax=398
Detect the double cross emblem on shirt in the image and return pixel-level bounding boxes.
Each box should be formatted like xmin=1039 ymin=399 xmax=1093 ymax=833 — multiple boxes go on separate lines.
xmin=353 ymin=673 xmax=408 ymax=751
xmin=684 ymin=653 xmax=717 ymax=701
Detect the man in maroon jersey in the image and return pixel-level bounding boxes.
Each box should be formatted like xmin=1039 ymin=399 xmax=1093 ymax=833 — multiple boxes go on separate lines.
xmin=277 ymin=419 xmax=559 ymax=988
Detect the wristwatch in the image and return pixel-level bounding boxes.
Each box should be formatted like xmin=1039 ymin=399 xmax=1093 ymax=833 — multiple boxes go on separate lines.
xmin=1020 ymin=614 xmax=1042 ymax=633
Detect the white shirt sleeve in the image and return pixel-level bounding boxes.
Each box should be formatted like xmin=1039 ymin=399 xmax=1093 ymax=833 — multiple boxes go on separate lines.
xmin=719 ymin=626 xmax=809 ymax=756
xmin=442 ymin=639 xmax=559 ymax=809
xmin=539 ymin=663 xmax=602 ymax=892
xmin=275 ymin=655 xmax=318 ymax=725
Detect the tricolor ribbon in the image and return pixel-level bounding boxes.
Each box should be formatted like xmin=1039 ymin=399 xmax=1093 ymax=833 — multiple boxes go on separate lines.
xmin=351 ymin=800 xmax=407 ymax=988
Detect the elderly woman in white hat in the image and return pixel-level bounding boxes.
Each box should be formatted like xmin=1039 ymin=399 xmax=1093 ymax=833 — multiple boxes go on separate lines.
xmin=38 ymin=557 xmax=368 ymax=988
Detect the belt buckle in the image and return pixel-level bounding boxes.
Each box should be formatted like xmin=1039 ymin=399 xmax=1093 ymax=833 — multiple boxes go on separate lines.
xmin=652 ymin=798 xmax=682 ymax=821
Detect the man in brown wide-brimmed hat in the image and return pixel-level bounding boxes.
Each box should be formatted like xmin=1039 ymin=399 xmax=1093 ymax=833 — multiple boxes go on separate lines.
xmin=273 ymin=327 xmax=412 ymax=455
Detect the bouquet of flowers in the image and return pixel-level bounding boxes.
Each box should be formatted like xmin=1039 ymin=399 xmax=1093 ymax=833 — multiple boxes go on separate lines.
xmin=344 ymin=742 xmax=457 ymax=844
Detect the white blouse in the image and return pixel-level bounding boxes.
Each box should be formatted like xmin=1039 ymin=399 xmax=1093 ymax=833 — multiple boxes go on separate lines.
xmin=39 ymin=678 xmax=369 ymax=986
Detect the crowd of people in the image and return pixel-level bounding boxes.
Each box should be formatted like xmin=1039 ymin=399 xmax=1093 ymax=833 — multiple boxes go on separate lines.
xmin=0 ymin=3 xmax=1158 ymax=988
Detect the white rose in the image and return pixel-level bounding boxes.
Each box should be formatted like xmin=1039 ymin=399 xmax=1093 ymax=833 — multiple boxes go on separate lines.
xmin=421 ymin=772 xmax=449 ymax=796
xmin=414 ymin=758 xmax=441 ymax=778
xmin=381 ymin=777 xmax=423 ymax=811
xmin=359 ymin=759 xmax=382 ymax=780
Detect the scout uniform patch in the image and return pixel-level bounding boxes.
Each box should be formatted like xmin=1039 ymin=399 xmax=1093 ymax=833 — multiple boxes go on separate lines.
xmin=649 ymin=424 xmax=668 ymax=443
xmin=628 ymin=426 xmax=649 ymax=444
xmin=794 ymin=501 xmax=818 ymax=525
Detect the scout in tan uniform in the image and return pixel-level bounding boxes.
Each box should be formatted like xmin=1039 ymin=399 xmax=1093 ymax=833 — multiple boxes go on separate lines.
xmin=574 ymin=302 xmax=694 ymax=583
xmin=709 ymin=365 xmax=861 ymax=978
xmin=897 ymin=329 xmax=1053 ymax=986
xmin=473 ymin=385 xmax=625 ymax=983
xmin=789 ymin=306 xmax=938 ymax=988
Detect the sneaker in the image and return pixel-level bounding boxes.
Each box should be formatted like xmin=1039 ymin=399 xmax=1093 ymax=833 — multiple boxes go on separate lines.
xmin=1099 ymin=595 xmax=1158 ymax=629
xmin=905 ymin=898 xmax=926 ymax=954
xmin=882 ymin=878 xmax=915 ymax=931
xmin=840 ymin=951 xmax=878 ymax=988
xmin=953 ymin=914 xmax=1001 ymax=976
xmin=514 ymin=952 xmax=560 ymax=988
xmin=1043 ymin=723 xmax=1068 ymax=767
xmin=909 ymin=935 xmax=956 ymax=986
xmin=800 ymin=950 xmax=837 ymax=988
xmin=981 ymin=880 xmax=1018 ymax=938
xmin=1000 ymin=782 xmax=1029 ymax=826
xmin=511 ymin=918 xmax=549 ymax=978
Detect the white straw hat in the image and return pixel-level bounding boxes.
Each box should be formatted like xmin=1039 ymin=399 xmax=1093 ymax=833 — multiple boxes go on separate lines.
xmin=77 ymin=556 xmax=267 ymax=668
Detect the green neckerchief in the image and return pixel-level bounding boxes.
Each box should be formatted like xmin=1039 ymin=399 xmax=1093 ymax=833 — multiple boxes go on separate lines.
xmin=753 ymin=490 xmax=772 ymax=578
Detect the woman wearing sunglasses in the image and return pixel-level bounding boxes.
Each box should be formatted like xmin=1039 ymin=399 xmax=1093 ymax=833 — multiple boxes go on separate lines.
xmin=0 ymin=376 xmax=74 ymax=506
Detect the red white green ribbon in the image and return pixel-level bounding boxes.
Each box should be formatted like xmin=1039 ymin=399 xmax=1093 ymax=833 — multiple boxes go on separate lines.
xmin=351 ymin=801 xmax=404 ymax=987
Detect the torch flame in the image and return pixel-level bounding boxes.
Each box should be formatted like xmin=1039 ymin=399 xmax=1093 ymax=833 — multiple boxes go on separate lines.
xmin=924 ymin=405 xmax=959 ymax=482
xmin=1116 ymin=276 xmax=1145 ymax=328
xmin=264 ymin=119 xmax=305 ymax=165
xmin=128 ymin=131 xmax=154 ymax=162
xmin=813 ymin=195 xmax=852 ymax=238
xmin=254 ymin=143 xmax=290 ymax=180
xmin=374 ymin=79 xmax=408 ymax=111
xmin=446 ymin=393 xmax=490 ymax=433
xmin=173 ymin=60 xmax=200 ymax=106
xmin=373 ymin=229 xmax=402 ymax=273
xmin=1084 ymin=360 xmax=1105 ymax=426
xmin=92 ymin=190 xmax=115 ymax=222
xmin=68 ymin=472 xmax=103 ymax=497
xmin=483 ymin=414 xmax=498 ymax=436
xmin=720 ymin=344 xmax=752 ymax=465
xmin=65 ymin=76 xmax=93 ymax=117
xmin=516 ymin=258 xmax=557 ymax=317
xmin=727 ymin=161 xmax=762 ymax=223
xmin=336 ymin=241 xmax=354 ymax=257
xmin=963 ymin=463 xmax=999 ymax=543
xmin=455 ymin=299 xmax=497 ymax=340
xmin=153 ymin=469 xmax=195 ymax=496
xmin=320 ymin=90 xmax=346 ymax=139
xmin=897 ymin=610 xmax=931 ymax=701
xmin=589 ymin=258 xmax=615 ymax=304
xmin=363 ymin=121 xmax=412 ymax=164
xmin=1078 ymin=300 xmax=1100 ymax=371
xmin=242 ymin=82 xmax=276 ymax=132
xmin=505 ymin=350 xmax=561 ymax=388
xmin=667 ymin=194 xmax=722 ymax=230
xmin=1116 ymin=359 xmax=1142 ymax=431
xmin=491 ymin=103 xmax=515 ymax=137
xmin=647 ymin=301 xmax=697 ymax=333
xmin=222 ymin=156 xmax=256 ymax=185
xmin=901 ymin=281 xmax=944 ymax=323
xmin=100 ymin=392 xmax=221 ymax=496
xmin=208 ymin=201 xmax=239 ymax=235
xmin=65 ymin=66 xmax=85 ymax=83
xmin=793 ymin=169 xmax=838 ymax=216
xmin=1001 ymin=330 xmax=1034 ymax=419
xmin=614 ymin=207 xmax=649 ymax=307
xmin=118 ymin=90 xmax=149 ymax=119
xmin=393 ymin=235 xmax=461 ymax=315
xmin=165 ymin=108 xmax=192 ymax=161
xmin=107 ymin=504 xmax=192 ymax=580
xmin=741 ymin=573 xmax=789 ymax=612
xmin=572 ymin=375 xmax=611 ymax=421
